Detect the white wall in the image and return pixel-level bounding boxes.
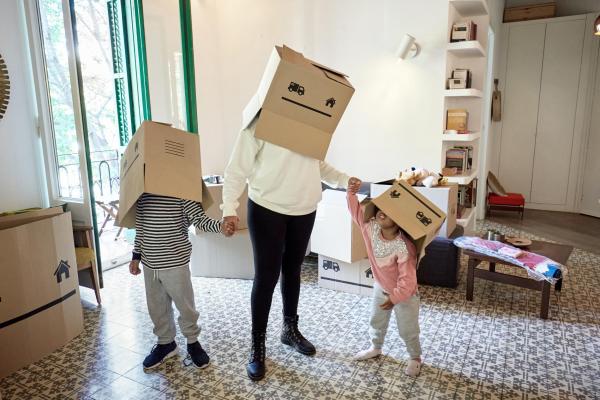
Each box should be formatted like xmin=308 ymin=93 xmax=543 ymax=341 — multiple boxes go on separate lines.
xmin=505 ymin=0 xmax=600 ymax=16
xmin=0 ymin=0 xmax=45 ymax=213
xmin=192 ymin=0 xmax=449 ymax=181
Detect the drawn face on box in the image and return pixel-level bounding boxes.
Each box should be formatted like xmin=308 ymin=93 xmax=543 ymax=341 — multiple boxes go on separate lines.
xmin=265 ymin=60 xmax=353 ymax=133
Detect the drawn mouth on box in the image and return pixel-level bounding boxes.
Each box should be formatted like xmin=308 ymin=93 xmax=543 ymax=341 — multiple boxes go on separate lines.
xmin=0 ymin=289 xmax=77 ymax=330
xmin=281 ymin=97 xmax=332 ymax=118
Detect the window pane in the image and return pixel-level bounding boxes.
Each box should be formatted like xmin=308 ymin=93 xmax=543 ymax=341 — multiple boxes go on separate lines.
xmin=39 ymin=0 xmax=83 ymax=199
xmin=143 ymin=0 xmax=186 ymax=129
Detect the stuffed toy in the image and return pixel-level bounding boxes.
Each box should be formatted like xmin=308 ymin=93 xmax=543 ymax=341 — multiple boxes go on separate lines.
xmin=398 ymin=167 xmax=444 ymax=188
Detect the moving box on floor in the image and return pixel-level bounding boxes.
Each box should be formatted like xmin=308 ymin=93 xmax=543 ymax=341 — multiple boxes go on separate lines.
xmin=0 ymin=208 xmax=83 ymax=378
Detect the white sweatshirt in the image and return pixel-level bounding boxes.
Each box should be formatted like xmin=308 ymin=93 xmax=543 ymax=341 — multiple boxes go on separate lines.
xmin=221 ymin=121 xmax=350 ymax=217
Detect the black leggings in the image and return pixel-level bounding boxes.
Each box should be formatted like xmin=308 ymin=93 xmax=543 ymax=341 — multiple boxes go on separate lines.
xmin=247 ymin=200 xmax=316 ymax=333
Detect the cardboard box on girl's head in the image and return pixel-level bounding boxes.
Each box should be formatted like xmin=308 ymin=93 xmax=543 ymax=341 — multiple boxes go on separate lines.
xmin=115 ymin=121 xmax=213 ymax=228
xmin=242 ymin=45 xmax=355 ymax=160
xmin=362 ymin=180 xmax=446 ymax=258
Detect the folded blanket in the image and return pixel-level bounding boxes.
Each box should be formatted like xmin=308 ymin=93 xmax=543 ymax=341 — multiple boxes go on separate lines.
xmin=453 ymin=236 xmax=566 ymax=284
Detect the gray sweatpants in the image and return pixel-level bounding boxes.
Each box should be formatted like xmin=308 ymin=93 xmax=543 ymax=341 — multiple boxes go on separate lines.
xmin=143 ymin=266 xmax=200 ymax=344
xmin=370 ymin=282 xmax=422 ymax=358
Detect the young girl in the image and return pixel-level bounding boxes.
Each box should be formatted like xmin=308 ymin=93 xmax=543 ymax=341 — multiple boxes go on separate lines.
xmin=346 ymin=182 xmax=422 ymax=377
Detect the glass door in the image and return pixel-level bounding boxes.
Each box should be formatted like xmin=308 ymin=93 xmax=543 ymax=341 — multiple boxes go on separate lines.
xmin=27 ymin=0 xmax=102 ymax=288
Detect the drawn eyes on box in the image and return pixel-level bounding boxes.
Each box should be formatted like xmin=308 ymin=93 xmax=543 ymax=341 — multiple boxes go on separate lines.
xmin=165 ymin=139 xmax=185 ymax=158
xmin=282 ymin=81 xmax=337 ymax=118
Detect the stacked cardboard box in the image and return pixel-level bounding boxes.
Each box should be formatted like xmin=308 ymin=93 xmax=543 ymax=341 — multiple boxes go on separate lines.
xmin=190 ymin=183 xmax=253 ymax=279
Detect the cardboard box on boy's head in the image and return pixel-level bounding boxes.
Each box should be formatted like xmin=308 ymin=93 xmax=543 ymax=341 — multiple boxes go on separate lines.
xmin=115 ymin=121 xmax=213 ymax=229
xmin=243 ymin=45 xmax=355 ymax=160
xmin=362 ymin=180 xmax=447 ymax=258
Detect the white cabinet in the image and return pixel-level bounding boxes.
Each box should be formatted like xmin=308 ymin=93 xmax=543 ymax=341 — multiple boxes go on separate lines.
xmin=497 ymin=15 xmax=594 ymax=211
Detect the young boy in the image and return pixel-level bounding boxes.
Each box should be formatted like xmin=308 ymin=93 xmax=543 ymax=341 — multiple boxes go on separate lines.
xmin=129 ymin=193 xmax=234 ymax=369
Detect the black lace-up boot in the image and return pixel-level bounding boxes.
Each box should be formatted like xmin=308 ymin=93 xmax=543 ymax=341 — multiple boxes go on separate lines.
xmin=246 ymin=331 xmax=266 ymax=381
xmin=281 ymin=315 xmax=316 ymax=356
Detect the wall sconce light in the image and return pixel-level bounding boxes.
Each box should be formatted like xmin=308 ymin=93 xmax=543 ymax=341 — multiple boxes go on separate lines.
xmin=396 ymin=34 xmax=420 ymax=60
xmin=594 ymin=15 xmax=600 ymax=36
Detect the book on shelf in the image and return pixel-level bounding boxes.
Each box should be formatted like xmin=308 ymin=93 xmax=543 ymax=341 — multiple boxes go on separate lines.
xmin=445 ymin=145 xmax=474 ymax=174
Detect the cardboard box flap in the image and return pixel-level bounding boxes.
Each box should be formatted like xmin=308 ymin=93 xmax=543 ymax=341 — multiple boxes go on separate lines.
xmin=321 ymin=69 xmax=354 ymax=88
xmin=308 ymin=59 xmax=349 ymax=78
xmin=0 ymin=207 xmax=64 ymax=231
xmin=280 ymin=46 xmax=353 ymax=89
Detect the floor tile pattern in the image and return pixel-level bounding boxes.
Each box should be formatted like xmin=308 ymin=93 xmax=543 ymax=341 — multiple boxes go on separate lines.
xmin=1 ymin=221 xmax=599 ymax=399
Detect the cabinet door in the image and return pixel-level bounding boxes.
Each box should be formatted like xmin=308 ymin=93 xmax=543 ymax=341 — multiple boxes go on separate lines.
xmin=498 ymin=23 xmax=545 ymax=201
xmin=530 ymin=19 xmax=585 ymax=205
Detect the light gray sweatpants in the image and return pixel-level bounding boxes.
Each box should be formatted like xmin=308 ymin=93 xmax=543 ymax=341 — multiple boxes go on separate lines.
xmin=143 ymin=266 xmax=200 ymax=344
xmin=369 ymin=282 xmax=421 ymax=358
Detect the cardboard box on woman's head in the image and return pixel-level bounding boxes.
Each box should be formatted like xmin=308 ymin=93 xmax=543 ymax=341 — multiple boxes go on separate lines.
xmin=243 ymin=45 xmax=355 ymax=160
xmin=362 ymin=180 xmax=447 ymax=258
xmin=115 ymin=121 xmax=212 ymax=228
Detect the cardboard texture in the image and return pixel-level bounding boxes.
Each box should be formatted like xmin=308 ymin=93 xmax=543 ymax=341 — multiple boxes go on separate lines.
xmin=317 ymin=255 xmax=371 ymax=296
xmin=311 ymin=189 xmax=368 ymax=263
xmin=116 ymin=121 xmax=209 ymax=228
xmin=190 ymin=229 xmax=254 ymax=279
xmin=365 ymin=181 xmax=446 ymax=258
xmin=243 ymin=45 xmax=355 ymax=160
xmin=202 ymin=183 xmax=248 ymax=230
xmin=0 ymin=211 xmax=83 ymax=378
xmin=371 ymin=183 xmax=457 ymax=238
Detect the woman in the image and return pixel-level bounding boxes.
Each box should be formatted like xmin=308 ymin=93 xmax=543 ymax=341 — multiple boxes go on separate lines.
xmin=222 ymin=118 xmax=361 ymax=381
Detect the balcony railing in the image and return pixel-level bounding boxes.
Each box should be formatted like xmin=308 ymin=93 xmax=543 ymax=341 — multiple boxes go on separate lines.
xmin=57 ymin=149 xmax=121 ymax=199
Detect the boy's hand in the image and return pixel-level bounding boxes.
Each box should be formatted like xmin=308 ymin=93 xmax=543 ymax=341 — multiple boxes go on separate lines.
xmin=221 ymin=220 xmax=236 ymax=237
xmin=347 ymin=177 xmax=362 ymax=195
xmin=380 ymin=295 xmax=394 ymax=310
xmin=129 ymin=260 xmax=141 ymax=276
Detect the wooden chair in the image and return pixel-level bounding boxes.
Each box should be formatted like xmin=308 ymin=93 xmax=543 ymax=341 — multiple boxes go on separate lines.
xmin=73 ymin=225 xmax=102 ymax=305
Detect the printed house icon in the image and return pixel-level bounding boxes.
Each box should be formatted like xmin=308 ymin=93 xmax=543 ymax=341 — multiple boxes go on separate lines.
xmin=54 ymin=260 xmax=71 ymax=283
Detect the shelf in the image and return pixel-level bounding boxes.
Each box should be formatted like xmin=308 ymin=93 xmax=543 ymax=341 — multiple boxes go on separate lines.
xmin=450 ymin=0 xmax=488 ymax=17
xmin=457 ymin=206 xmax=476 ymax=227
xmin=444 ymin=88 xmax=483 ymax=98
xmin=446 ymin=169 xmax=478 ymax=184
xmin=442 ymin=132 xmax=481 ymax=142
xmin=447 ymin=41 xmax=486 ymax=57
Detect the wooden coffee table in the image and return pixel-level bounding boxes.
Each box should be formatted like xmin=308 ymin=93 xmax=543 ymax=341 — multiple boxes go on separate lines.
xmin=464 ymin=240 xmax=573 ymax=319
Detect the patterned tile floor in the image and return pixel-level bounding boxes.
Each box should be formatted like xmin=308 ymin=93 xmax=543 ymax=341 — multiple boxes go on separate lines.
xmin=1 ymin=221 xmax=599 ymax=399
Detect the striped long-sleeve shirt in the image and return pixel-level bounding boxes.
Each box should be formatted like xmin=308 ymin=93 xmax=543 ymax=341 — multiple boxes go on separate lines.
xmin=132 ymin=193 xmax=222 ymax=269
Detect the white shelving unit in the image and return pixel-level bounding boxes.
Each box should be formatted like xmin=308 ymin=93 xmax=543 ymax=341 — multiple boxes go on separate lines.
xmin=447 ymin=41 xmax=486 ymax=57
xmin=444 ymin=88 xmax=483 ymax=98
xmin=457 ymin=206 xmax=475 ymax=228
xmin=442 ymin=0 xmax=489 ymax=234
xmin=442 ymin=131 xmax=481 ymax=142
xmin=446 ymin=169 xmax=479 ymax=185
xmin=450 ymin=0 xmax=489 ymax=17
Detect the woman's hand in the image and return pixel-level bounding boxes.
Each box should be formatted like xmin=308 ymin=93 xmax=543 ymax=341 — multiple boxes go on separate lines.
xmin=222 ymin=216 xmax=239 ymax=236
xmin=221 ymin=219 xmax=236 ymax=237
xmin=379 ymin=295 xmax=394 ymax=310
xmin=347 ymin=177 xmax=362 ymax=195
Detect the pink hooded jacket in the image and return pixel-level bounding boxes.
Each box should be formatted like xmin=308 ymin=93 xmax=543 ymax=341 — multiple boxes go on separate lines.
xmin=347 ymin=193 xmax=418 ymax=304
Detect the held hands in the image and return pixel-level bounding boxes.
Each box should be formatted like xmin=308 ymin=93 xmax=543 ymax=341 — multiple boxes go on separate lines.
xmin=380 ymin=295 xmax=394 ymax=310
xmin=222 ymin=216 xmax=239 ymax=237
xmin=129 ymin=260 xmax=141 ymax=276
xmin=347 ymin=177 xmax=362 ymax=195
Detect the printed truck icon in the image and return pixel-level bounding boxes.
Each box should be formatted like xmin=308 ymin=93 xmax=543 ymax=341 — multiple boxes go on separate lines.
xmin=416 ymin=211 xmax=432 ymax=226
xmin=322 ymin=260 xmax=340 ymax=272
xmin=288 ymin=82 xmax=305 ymax=95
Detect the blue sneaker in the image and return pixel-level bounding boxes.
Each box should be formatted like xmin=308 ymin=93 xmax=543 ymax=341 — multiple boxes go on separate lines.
xmin=143 ymin=341 xmax=178 ymax=369
xmin=185 ymin=341 xmax=210 ymax=369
